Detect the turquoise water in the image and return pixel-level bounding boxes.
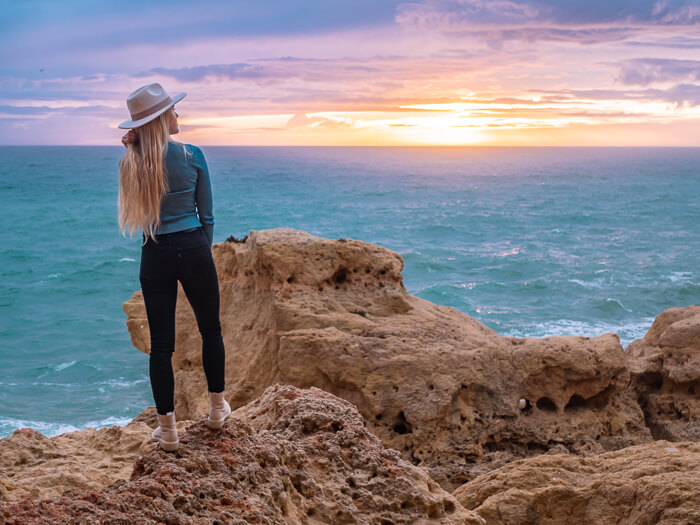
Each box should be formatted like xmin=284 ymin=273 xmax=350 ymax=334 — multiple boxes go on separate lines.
xmin=0 ymin=146 xmax=698 ymax=439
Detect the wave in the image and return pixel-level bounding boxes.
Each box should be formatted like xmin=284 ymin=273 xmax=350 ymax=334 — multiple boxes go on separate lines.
xmin=594 ymin=297 xmax=632 ymax=315
xmin=495 ymin=247 xmax=520 ymax=257
xmin=0 ymin=378 xmax=148 ymax=389
xmin=501 ymin=317 xmax=655 ymax=347
xmin=0 ymin=415 xmax=137 ymax=439
xmin=410 ymin=260 xmax=455 ymax=273
xmin=667 ymin=271 xmax=694 ymax=283
xmin=36 ymin=360 xmax=78 ymax=378
xmin=568 ymin=278 xmax=605 ymax=289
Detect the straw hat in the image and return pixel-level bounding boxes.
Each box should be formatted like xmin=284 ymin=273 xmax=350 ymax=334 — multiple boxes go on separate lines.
xmin=118 ymin=83 xmax=186 ymax=129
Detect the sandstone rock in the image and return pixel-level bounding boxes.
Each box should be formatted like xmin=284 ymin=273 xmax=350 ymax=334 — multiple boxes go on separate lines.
xmin=128 ymin=405 xmax=168 ymax=429
xmin=627 ymin=305 xmax=700 ymax=441
xmin=0 ymin=384 xmax=484 ymax=525
xmin=124 ymin=228 xmax=652 ymax=491
xmin=0 ymin=420 xmax=192 ymax=502
xmin=453 ymin=440 xmax=700 ymax=525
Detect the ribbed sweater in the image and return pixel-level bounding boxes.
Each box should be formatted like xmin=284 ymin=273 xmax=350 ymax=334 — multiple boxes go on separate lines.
xmin=154 ymin=141 xmax=214 ymax=247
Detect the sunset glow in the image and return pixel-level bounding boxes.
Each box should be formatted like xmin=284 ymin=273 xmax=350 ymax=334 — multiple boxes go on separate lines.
xmin=2 ymin=0 xmax=700 ymax=145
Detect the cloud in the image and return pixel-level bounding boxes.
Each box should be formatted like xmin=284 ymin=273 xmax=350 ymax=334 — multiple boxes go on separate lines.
xmin=0 ymin=105 xmax=54 ymax=116
xmin=2 ymin=0 xmax=403 ymax=51
xmin=0 ymin=103 xmax=116 ymax=118
xmin=3 ymin=0 xmax=700 ymax=145
xmin=285 ymin=113 xmax=327 ymax=128
xmin=396 ymin=0 xmax=540 ymax=28
xmin=625 ymin=35 xmax=700 ymax=48
xmin=137 ymin=64 xmax=265 ymax=83
xmin=642 ymin=83 xmax=700 ymax=105
xmin=396 ymin=0 xmax=700 ymax=28
xmin=538 ymin=83 xmax=700 ymax=106
xmin=616 ymin=58 xmax=700 ymax=86
xmin=136 ymin=58 xmax=388 ymax=85
xmin=451 ymin=26 xmax=636 ymax=45
xmin=650 ymin=0 xmax=700 ymax=23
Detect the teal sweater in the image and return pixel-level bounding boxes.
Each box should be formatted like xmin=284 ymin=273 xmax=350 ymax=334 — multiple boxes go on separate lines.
xmin=155 ymin=142 xmax=214 ymax=247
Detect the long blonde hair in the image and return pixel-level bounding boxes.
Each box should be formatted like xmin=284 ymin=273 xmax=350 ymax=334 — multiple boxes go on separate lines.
xmin=118 ymin=113 xmax=170 ymax=245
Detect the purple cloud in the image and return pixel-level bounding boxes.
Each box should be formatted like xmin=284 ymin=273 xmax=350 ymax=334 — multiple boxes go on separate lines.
xmin=625 ymin=35 xmax=700 ymax=48
xmin=396 ymin=0 xmax=700 ymax=28
xmin=535 ymin=84 xmax=700 ymax=106
xmin=451 ymin=26 xmax=636 ymax=46
xmin=617 ymin=58 xmax=700 ymax=86
xmin=137 ymin=64 xmax=265 ymax=83
xmin=137 ymin=58 xmax=386 ymax=85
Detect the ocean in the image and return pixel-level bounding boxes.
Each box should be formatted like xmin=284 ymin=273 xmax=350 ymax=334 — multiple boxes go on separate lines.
xmin=0 ymin=146 xmax=698 ymax=439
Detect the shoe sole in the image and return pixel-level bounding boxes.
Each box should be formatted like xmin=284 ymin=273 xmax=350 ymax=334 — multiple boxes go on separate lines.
xmin=207 ymin=401 xmax=232 ymax=429
xmin=151 ymin=436 xmax=179 ymax=452
xmin=206 ymin=415 xmax=229 ymax=429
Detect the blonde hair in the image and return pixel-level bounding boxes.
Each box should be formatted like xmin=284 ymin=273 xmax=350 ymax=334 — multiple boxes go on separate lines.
xmin=118 ymin=112 xmax=171 ymax=245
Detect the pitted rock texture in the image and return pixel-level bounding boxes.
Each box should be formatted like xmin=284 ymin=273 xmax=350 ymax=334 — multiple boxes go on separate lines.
xmin=0 ymin=419 xmax=194 ymax=502
xmin=627 ymin=305 xmax=700 ymax=441
xmin=453 ymin=440 xmax=700 ymax=525
xmin=0 ymin=384 xmax=484 ymax=525
xmin=124 ymin=228 xmax=652 ymax=490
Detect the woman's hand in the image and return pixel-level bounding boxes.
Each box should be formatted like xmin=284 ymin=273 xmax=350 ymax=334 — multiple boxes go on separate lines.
xmin=121 ymin=130 xmax=138 ymax=148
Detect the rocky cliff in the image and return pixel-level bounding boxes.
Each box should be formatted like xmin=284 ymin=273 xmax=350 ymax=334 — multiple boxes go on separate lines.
xmin=124 ymin=228 xmax=654 ymax=489
xmin=626 ymin=305 xmax=700 ymax=442
xmin=1 ymin=229 xmax=697 ymax=525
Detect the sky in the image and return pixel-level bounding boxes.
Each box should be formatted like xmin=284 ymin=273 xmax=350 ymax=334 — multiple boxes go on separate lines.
xmin=2 ymin=0 xmax=700 ymax=146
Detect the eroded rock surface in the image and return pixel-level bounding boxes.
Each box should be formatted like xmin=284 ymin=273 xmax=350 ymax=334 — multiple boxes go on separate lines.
xmin=124 ymin=228 xmax=652 ymax=490
xmin=0 ymin=384 xmax=484 ymax=525
xmin=0 ymin=418 xmax=193 ymax=502
xmin=453 ymin=440 xmax=700 ymax=525
xmin=627 ymin=305 xmax=700 ymax=441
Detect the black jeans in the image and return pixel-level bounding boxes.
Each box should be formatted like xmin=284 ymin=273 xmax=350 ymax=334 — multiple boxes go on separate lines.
xmin=139 ymin=227 xmax=225 ymax=415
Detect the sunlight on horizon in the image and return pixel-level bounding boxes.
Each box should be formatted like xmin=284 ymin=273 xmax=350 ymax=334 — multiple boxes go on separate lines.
xmin=5 ymin=1 xmax=700 ymax=146
xmin=155 ymin=95 xmax=700 ymax=146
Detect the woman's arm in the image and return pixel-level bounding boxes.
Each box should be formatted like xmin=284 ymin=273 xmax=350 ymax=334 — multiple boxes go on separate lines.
xmin=193 ymin=146 xmax=214 ymax=248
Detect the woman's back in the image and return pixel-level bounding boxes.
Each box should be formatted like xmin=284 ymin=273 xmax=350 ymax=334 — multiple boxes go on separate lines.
xmin=158 ymin=142 xmax=214 ymax=244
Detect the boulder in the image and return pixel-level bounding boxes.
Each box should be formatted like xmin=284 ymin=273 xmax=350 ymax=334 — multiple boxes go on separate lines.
xmin=0 ymin=384 xmax=484 ymax=525
xmin=453 ymin=440 xmax=700 ymax=525
xmin=627 ymin=305 xmax=700 ymax=441
xmin=124 ymin=229 xmax=652 ymax=490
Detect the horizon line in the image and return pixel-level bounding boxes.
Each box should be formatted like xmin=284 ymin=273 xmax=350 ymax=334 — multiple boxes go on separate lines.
xmin=2 ymin=144 xmax=700 ymax=148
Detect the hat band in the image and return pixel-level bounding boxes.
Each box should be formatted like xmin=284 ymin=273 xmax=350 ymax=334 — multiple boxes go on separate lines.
xmin=130 ymin=96 xmax=174 ymax=121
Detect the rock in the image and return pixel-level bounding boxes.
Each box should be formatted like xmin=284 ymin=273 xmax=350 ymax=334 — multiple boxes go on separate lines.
xmin=627 ymin=305 xmax=700 ymax=441
xmin=124 ymin=228 xmax=652 ymax=490
xmin=127 ymin=405 xmax=162 ymax=429
xmin=0 ymin=421 xmax=193 ymax=502
xmin=0 ymin=384 xmax=484 ymax=525
xmin=453 ymin=440 xmax=700 ymax=525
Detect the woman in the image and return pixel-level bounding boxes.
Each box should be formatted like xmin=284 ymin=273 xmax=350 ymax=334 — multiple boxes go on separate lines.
xmin=118 ymin=83 xmax=231 ymax=452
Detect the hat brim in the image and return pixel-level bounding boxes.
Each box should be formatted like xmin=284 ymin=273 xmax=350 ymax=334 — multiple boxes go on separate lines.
xmin=118 ymin=92 xmax=186 ymax=129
